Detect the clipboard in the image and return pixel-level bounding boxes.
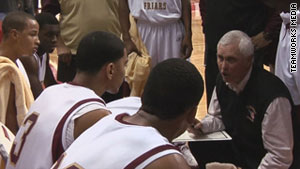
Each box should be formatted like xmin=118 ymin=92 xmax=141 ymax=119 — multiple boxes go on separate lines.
xmin=173 ymin=130 xmax=232 ymax=142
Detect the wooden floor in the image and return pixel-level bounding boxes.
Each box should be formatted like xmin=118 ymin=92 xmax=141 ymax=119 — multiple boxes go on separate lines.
xmin=190 ymin=8 xmax=207 ymax=119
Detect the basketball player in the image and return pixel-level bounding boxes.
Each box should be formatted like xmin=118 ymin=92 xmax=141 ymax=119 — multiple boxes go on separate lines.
xmin=52 ymin=58 xmax=204 ymax=169
xmin=0 ymin=11 xmax=39 ymax=134
xmin=120 ymin=0 xmax=193 ymax=67
xmin=20 ymin=13 xmax=60 ymax=98
xmin=6 ymin=31 xmax=127 ymax=169
xmin=19 ymin=12 xmax=59 ymax=98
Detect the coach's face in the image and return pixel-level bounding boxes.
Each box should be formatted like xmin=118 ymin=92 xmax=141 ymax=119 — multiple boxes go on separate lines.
xmin=17 ymin=19 xmax=40 ymax=56
xmin=217 ymin=43 xmax=252 ymax=85
xmin=107 ymin=49 xmax=128 ymax=94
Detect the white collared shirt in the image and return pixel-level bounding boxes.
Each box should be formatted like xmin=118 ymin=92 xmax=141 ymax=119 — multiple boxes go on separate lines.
xmin=226 ymin=66 xmax=252 ymax=94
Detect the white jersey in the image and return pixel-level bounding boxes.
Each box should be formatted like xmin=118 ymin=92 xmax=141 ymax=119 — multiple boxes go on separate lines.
xmin=107 ymin=96 xmax=141 ymax=115
xmin=0 ymin=122 xmax=15 ymax=163
xmin=16 ymin=59 xmax=30 ymax=87
xmin=6 ymin=83 xmax=107 ymax=169
xmin=51 ymin=113 xmax=181 ymax=169
xmin=128 ymin=0 xmax=184 ymax=67
xmin=128 ymin=0 xmax=182 ymax=24
xmin=33 ymin=53 xmax=47 ymax=83
xmin=275 ymin=11 xmax=300 ymax=105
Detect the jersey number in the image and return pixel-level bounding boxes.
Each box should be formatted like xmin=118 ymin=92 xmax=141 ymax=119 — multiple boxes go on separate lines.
xmin=10 ymin=112 xmax=39 ymax=165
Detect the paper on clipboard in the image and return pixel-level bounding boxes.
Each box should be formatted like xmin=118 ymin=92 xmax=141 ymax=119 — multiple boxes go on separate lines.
xmin=173 ymin=130 xmax=232 ymax=142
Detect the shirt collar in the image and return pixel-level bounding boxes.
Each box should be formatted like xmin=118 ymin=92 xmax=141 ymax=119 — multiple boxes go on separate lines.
xmin=226 ymin=66 xmax=252 ymax=94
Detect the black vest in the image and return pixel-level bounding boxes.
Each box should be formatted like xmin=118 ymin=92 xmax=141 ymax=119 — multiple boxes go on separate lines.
xmin=216 ymin=66 xmax=293 ymax=168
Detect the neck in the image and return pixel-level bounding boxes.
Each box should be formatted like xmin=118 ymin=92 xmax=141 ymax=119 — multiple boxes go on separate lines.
xmin=71 ymin=72 xmax=106 ymax=97
xmin=0 ymin=41 xmax=20 ymax=62
xmin=124 ymin=110 xmax=181 ymax=141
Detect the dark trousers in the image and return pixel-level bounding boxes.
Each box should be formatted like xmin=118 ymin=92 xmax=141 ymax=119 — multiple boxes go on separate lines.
xmin=189 ymin=141 xmax=239 ymax=169
xmin=189 ymin=140 xmax=262 ymax=169
xmin=204 ymin=45 xmax=219 ymax=107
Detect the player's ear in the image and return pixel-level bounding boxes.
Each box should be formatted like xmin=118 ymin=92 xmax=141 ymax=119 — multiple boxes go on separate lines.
xmin=10 ymin=29 xmax=19 ymax=40
xmin=105 ymin=62 xmax=115 ymax=80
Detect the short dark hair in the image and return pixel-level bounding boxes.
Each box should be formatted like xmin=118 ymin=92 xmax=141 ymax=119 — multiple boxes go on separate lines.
xmin=141 ymin=58 xmax=204 ymax=120
xmin=2 ymin=11 xmax=36 ymax=37
xmin=76 ymin=31 xmax=125 ymax=74
xmin=35 ymin=12 xmax=59 ymax=29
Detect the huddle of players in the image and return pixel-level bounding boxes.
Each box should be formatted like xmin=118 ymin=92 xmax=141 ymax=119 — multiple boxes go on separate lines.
xmin=4 ymin=13 xmax=204 ymax=168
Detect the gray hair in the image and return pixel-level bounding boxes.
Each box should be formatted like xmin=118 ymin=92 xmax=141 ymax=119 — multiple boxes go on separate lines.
xmin=217 ymin=30 xmax=254 ymax=58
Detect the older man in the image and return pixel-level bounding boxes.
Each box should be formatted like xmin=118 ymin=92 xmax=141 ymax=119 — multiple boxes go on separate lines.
xmin=189 ymin=30 xmax=294 ymax=169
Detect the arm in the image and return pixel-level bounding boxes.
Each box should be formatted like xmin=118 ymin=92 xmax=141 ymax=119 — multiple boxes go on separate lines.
xmin=57 ymin=35 xmax=72 ymax=65
xmin=259 ymin=97 xmax=293 ymax=169
xmin=144 ymin=153 xmax=191 ymax=169
xmin=5 ymin=84 xmax=19 ymax=134
xmin=44 ymin=54 xmax=57 ymax=87
xmin=198 ymin=87 xmax=225 ymax=133
xmin=19 ymin=55 xmax=43 ymax=99
xmin=119 ymin=0 xmax=141 ymax=55
xmin=180 ymin=0 xmax=193 ymax=59
xmin=251 ymin=8 xmax=281 ymax=50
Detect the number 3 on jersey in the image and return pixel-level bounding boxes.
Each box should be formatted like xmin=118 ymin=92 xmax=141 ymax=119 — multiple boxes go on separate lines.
xmin=10 ymin=112 xmax=39 ymax=165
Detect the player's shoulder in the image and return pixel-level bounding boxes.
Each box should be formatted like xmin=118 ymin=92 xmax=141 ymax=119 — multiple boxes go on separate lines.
xmin=144 ymin=152 xmax=190 ymax=169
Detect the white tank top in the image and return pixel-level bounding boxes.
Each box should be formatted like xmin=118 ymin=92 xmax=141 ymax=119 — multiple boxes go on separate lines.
xmin=128 ymin=0 xmax=182 ymax=24
xmin=107 ymin=96 xmax=141 ymax=115
xmin=16 ymin=59 xmax=30 ymax=87
xmin=6 ymin=83 xmax=107 ymax=169
xmin=33 ymin=53 xmax=47 ymax=83
xmin=52 ymin=113 xmax=181 ymax=169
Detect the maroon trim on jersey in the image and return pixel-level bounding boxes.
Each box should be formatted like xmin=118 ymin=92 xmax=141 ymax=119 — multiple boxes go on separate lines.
xmin=51 ymin=98 xmax=106 ymax=163
xmin=115 ymin=113 xmax=134 ymax=125
xmin=124 ymin=144 xmax=179 ymax=169
xmin=2 ymin=125 xmax=11 ymax=141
